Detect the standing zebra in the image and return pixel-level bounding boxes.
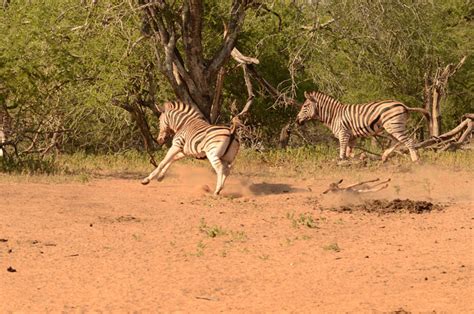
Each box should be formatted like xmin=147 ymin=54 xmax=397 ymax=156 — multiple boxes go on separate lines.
xmin=296 ymin=91 xmax=430 ymax=162
xmin=141 ymin=101 xmax=240 ymax=195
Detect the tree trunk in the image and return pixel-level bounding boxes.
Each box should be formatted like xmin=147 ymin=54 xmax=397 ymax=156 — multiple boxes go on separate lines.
xmin=138 ymin=0 xmax=249 ymax=121
xmin=131 ymin=105 xmax=157 ymax=152
xmin=431 ymin=88 xmax=441 ymax=136
xmin=423 ymin=56 xmax=466 ymax=137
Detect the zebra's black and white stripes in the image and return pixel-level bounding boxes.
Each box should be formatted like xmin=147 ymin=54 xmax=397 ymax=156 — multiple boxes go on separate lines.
xmin=296 ymin=91 xmax=430 ymax=162
xmin=141 ymin=101 xmax=240 ymax=195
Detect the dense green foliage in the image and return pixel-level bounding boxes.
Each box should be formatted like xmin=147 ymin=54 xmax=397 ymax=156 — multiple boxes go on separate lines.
xmin=1 ymin=0 xmax=472 ymax=159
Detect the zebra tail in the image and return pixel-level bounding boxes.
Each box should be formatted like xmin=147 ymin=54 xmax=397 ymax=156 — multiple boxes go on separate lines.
xmin=222 ymin=117 xmax=241 ymax=158
xmin=406 ymin=107 xmax=431 ymax=121
xmin=229 ymin=116 xmax=242 ymax=135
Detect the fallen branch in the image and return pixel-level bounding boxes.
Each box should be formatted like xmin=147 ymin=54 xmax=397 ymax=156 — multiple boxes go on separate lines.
xmin=384 ymin=114 xmax=473 ymax=159
xmin=414 ymin=115 xmax=472 ymax=150
xmin=228 ymin=43 xmax=259 ymax=132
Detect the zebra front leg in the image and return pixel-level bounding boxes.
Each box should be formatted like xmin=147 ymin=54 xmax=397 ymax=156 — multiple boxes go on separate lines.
xmin=156 ymin=152 xmax=185 ymax=182
xmin=346 ymin=137 xmax=356 ymax=158
xmin=338 ymin=133 xmax=351 ymax=160
xmin=141 ymin=146 xmax=182 ymax=185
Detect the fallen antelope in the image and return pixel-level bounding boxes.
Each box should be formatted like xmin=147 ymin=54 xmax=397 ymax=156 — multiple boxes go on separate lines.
xmin=322 ymin=178 xmax=391 ymax=194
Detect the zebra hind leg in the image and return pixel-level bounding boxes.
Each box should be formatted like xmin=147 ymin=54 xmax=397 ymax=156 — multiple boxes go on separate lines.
xmin=383 ymin=132 xmax=419 ymax=162
xmin=338 ymin=133 xmax=351 ymax=160
xmin=206 ymin=152 xmax=226 ymax=195
xmin=394 ymin=132 xmax=420 ymax=162
xmin=407 ymin=145 xmax=419 ymax=162
xmin=346 ymin=137 xmax=356 ymax=158
xmin=221 ymin=161 xmax=231 ymax=188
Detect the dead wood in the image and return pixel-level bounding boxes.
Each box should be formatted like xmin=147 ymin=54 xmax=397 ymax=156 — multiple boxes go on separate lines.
xmin=227 ymin=42 xmax=258 ymax=133
xmin=423 ymin=56 xmax=467 ymax=136
xmin=414 ymin=115 xmax=473 ymax=151
xmin=112 ymin=97 xmax=158 ymax=167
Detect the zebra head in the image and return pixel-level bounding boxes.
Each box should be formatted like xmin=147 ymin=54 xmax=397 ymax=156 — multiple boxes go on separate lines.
xmin=296 ymin=91 xmax=319 ymax=125
xmin=157 ymin=111 xmax=173 ymax=145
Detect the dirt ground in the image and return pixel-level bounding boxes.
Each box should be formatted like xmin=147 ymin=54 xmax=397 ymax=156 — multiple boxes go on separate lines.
xmin=1 ymin=164 xmax=473 ymax=312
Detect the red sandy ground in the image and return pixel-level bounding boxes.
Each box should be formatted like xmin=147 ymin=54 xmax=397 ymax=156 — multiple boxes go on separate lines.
xmin=0 ymin=165 xmax=473 ymax=312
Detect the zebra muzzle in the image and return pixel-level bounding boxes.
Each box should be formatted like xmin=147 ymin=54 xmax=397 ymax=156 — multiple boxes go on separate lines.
xmin=296 ymin=118 xmax=305 ymax=126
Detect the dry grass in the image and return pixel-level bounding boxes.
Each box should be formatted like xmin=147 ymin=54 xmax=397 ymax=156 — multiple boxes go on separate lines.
xmin=0 ymin=145 xmax=472 ymax=183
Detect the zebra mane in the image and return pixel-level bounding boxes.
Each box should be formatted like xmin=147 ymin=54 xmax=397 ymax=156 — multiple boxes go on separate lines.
xmin=163 ymin=101 xmax=205 ymax=119
xmin=307 ymin=91 xmax=342 ymax=105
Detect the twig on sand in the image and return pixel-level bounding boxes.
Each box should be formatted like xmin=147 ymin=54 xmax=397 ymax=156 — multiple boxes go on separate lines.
xmin=195 ymin=296 xmax=218 ymax=301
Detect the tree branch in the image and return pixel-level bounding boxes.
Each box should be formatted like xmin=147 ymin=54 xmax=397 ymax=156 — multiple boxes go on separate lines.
xmin=208 ymin=0 xmax=249 ymax=77
xmin=210 ymin=67 xmax=226 ymax=123
xmin=182 ymin=0 xmax=205 ymax=82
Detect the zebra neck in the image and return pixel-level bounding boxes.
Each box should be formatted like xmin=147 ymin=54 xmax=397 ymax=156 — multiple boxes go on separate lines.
xmin=169 ymin=111 xmax=205 ymax=131
xmin=319 ymin=102 xmax=345 ymax=124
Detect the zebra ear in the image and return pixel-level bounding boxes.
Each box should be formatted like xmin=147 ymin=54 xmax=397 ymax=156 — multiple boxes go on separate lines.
xmin=163 ymin=101 xmax=175 ymax=111
xmin=304 ymin=91 xmax=310 ymax=99
xmin=155 ymin=104 xmax=164 ymax=113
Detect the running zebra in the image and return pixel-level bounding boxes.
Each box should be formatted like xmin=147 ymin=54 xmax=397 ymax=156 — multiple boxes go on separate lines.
xmin=141 ymin=101 xmax=240 ymax=195
xmin=296 ymin=91 xmax=430 ymax=162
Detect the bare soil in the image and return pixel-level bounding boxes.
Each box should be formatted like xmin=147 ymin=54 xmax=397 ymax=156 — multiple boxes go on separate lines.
xmin=1 ymin=165 xmax=473 ymax=312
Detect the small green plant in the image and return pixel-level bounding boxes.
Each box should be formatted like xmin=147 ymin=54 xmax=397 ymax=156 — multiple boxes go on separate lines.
xmin=132 ymin=233 xmax=142 ymax=241
xmin=78 ymin=173 xmax=90 ymax=183
xmin=258 ymin=254 xmax=270 ymax=260
xmin=323 ymin=242 xmax=341 ymax=252
xmin=286 ymin=212 xmax=298 ymax=228
xmin=284 ymin=237 xmax=294 ymax=246
xmin=194 ymin=240 xmax=206 ymax=257
xmin=240 ymin=247 xmax=250 ymax=254
xmin=394 ymin=184 xmax=401 ymax=196
xmin=229 ymin=230 xmax=248 ymax=242
xmin=199 ymin=218 xmax=226 ymax=238
xmin=287 ymin=212 xmax=319 ymax=229
xmin=299 ymin=213 xmax=318 ymax=228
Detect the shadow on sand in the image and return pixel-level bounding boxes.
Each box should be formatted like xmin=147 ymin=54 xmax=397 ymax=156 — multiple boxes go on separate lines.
xmin=248 ymin=182 xmax=304 ymax=196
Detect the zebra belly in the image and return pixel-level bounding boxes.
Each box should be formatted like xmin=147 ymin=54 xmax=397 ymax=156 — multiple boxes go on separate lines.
xmin=351 ymin=124 xmax=382 ymax=138
xmin=177 ymin=125 xmax=232 ymax=159
xmin=346 ymin=114 xmax=383 ymax=138
xmin=182 ymin=144 xmax=207 ymax=159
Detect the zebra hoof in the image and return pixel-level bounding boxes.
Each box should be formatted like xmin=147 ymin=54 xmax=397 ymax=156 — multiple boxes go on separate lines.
xmin=156 ymin=176 xmax=164 ymax=182
xmin=141 ymin=178 xmax=151 ymax=185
